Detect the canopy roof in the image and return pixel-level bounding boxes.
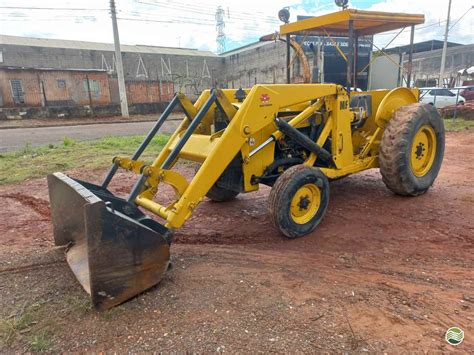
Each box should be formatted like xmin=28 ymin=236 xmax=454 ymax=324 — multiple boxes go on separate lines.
xmin=280 ymin=9 xmax=425 ymax=37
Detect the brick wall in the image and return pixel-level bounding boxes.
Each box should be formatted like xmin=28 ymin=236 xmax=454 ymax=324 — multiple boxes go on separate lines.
xmin=125 ymin=80 xmax=174 ymax=104
xmin=0 ymin=69 xmax=42 ymax=106
xmin=0 ymin=69 xmax=110 ymax=107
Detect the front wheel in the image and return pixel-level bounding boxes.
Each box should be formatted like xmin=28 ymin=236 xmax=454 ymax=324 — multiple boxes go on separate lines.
xmin=268 ymin=165 xmax=329 ymax=238
xmin=379 ymin=103 xmax=445 ymax=196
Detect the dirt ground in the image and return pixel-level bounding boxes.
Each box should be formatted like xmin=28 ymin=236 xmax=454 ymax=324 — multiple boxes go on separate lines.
xmin=0 ymin=131 xmax=473 ymax=352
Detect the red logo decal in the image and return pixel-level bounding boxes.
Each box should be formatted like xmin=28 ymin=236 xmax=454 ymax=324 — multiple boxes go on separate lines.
xmin=260 ymin=93 xmax=270 ymax=103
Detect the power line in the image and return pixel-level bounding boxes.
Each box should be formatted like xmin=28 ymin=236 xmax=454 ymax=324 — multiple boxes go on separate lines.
xmin=119 ymin=10 xmax=279 ymax=33
xmin=0 ymin=15 xmax=100 ymax=21
xmin=137 ymin=0 xmax=280 ymax=25
xmin=0 ymin=14 xmax=271 ymax=34
xmin=114 ymin=16 xmax=273 ymax=34
xmin=377 ymin=6 xmax=472 ymax=37
xmin=0 ymin=5 xmax=281 ymax=30
xmin=449 ymin=5 xmax=473 ymax=30
xmin=117 ymin=16 xmax=214 ymax=27
xmin=0 ymin=6 xmax=108 ymax=11
xmin=140 ymin=0 xmax=281 ymax=21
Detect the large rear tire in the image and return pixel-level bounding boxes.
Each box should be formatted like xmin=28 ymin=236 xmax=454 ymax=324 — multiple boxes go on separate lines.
xmin=268 ymin=165 xmax=329 ymax=238
xmin=379 ymin=103 xmax=445 ymax=196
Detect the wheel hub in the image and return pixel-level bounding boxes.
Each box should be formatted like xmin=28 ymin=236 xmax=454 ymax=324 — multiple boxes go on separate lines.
xmin=290 ymin=184 xmax=321 ymax=224
xmin=415 ymin=142 xmax=425 ymax=160
xmin=410 ymin=125 xmax=436 ymax=177
xmin=298 ymin=195 xmax=310 ymax=210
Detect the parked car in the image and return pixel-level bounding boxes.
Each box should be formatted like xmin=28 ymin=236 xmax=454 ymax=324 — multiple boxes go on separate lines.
xmin=459 ymin=86 xmax=474 ymax=101
xmin=419 ymin=87 xmax=465 ymax=108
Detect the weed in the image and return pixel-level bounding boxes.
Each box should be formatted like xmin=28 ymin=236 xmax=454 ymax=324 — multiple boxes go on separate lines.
xmin=28 ymin=330 xmax=53 ymax=352
xmin=62 ymin=136 xmax=76 ymax=146
xmin=21 ymin=142 xmax=32 ymax=155
xmin=70 ymin=297 xmax=92 ymax=316
xmin=0 ymin=313 xmax=34 ymax=345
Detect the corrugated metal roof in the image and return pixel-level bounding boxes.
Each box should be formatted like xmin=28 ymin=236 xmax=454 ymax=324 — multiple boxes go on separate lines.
xmin=0 ymin=35 xmax=218 ymax=57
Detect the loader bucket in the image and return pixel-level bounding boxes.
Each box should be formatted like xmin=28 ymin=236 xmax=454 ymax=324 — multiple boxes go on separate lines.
xmin=47 ymin=172 xmax=171 ymax=310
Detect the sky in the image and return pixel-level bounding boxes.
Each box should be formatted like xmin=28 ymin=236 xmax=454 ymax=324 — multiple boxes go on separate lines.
xmin=0 ymin=0 xmax=472 ymax=53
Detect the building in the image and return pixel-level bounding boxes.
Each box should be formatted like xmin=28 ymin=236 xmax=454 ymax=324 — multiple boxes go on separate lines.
xmin=0 ymin=67 xmax=110 ymax=107
xmin=0 ymin=33 xmax=472 ymax=117
xmin=221 ymin=41 xmax=288 ymax=89
xmin=0 ymin=35 xmax=222 ymax=100
xmin=0 ymin=66 xmax=174 ymax=109
xmin=384 ymin=39 xmax=462 ymax=55
xmin=381 ymin=40 xmax=473 ymax=87
xmin=409 ymin=44 xmax=474 ymax=87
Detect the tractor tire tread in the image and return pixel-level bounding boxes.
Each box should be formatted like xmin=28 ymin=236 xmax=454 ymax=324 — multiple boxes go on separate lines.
xmin=379 ymin=103 xmax=444 ymax=196
xmin=268 ymin=165 xmax=329 ymax=238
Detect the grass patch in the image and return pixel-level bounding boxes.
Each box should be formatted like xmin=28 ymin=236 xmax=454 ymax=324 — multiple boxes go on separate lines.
xmin=0 ymin=299 xmax=62 ymax=351
xmin=0 ymin=134 xmax=169 ymax=185
xmin=443 ymin=118 xmax=474 ymax=132
xmin=70 ymin=297 xmax=92 ymax=316
xmin=28 ymin=330 xmax=53 ymax=352
xmin=0 ymin=313 xmax=35 ymax=346
xmin=62 ymin=136 xmax=76 ymax=146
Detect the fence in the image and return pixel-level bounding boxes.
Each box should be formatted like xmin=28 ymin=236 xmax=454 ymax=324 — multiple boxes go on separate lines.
xmin=419 ymin=87 xmax=473 ymax=120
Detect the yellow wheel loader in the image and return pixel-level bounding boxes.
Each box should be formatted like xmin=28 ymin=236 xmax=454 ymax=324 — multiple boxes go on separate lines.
xmin=48 ymin=9 xmax=444 ymax=310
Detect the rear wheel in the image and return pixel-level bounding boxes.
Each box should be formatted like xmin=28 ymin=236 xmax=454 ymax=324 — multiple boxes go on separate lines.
xmin=206 ymin=185 xmax=239 ymax=202
xmin=195 ymin=165 xmax=239 ymax=202
xmin=379 ymin=103 xmax=445 ymax=196
xmin=268 ymin=165 xmax=329 ymax=238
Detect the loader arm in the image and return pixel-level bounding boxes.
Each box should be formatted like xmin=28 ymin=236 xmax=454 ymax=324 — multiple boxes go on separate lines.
xmin=127 ymin=84 xmax=340 ymax=230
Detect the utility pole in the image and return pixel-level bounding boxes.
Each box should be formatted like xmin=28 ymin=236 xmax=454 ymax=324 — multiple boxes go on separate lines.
xmin=439 ymin=0 xmax=452 ymax=88
xmin=110 ymin=0 xmax=129 ymax=118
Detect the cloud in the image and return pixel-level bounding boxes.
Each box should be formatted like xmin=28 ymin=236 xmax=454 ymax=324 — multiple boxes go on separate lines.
xmin=367 ymin=0 xmax=473 ymax=47
xmin=0 ymin=0 xmax=471 ymax=52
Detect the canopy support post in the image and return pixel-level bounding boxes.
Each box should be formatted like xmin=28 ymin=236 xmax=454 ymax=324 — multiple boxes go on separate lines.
xmin=346 ymin=20 xmax=354 ymax=92
xmin=286 ymin=34 xmax=291 ymax=84
xmin=353 ymin=35 xmax=359 ymax=90
xmin=407 ymin=24 xmax=415 ymax=88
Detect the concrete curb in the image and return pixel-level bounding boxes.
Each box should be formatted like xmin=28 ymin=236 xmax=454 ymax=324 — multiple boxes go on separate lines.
xmin=0 ymin=118 xmax=182 ymax=130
